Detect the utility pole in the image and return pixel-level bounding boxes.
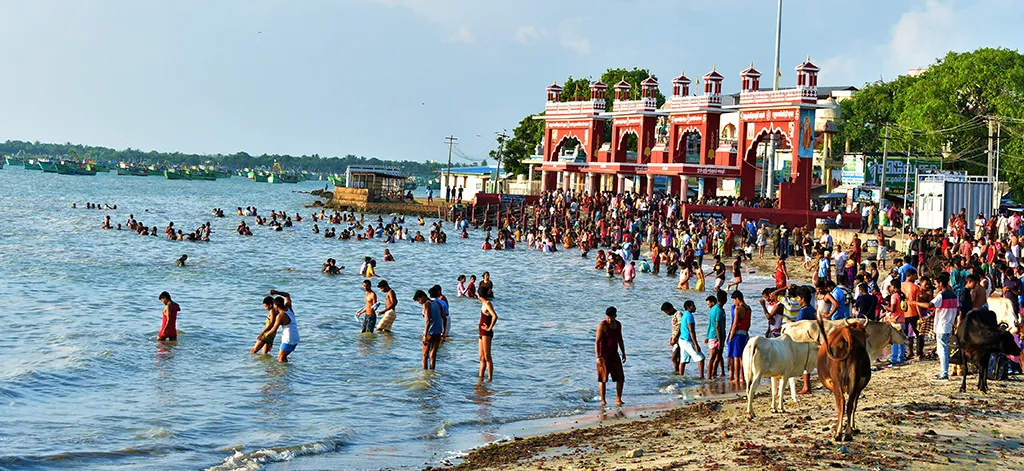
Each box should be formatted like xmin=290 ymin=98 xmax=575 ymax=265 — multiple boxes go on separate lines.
xmin=880 ymin=124 xmax=889 ymax=205
xmin=444 ymin=135 xmax=457 ymax=199
xmin=766 ymin=0 xmax=783 ymax=199
xmin=493 ymin=130 xmax=510 ymax=193
xmin=987 ymin=117 xmax=994 ymax=179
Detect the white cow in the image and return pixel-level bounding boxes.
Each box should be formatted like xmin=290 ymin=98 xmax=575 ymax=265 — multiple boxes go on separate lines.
xmin=742 ymin=335 xmax=819 ymax=419
xmin=782 ymin=319 xmax=907 ymax=361
xmin=986 ymin=297 xmax=1021 ymax=335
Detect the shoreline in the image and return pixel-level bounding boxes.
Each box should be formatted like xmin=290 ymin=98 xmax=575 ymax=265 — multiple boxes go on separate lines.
xmin=449 ymin=360 xmax=1024 ymax=471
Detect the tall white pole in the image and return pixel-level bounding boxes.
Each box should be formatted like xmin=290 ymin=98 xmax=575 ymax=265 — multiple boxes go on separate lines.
xmin=773 ymin=0 xmax=782 ymax=91
xmin=766 ymin=0 xmax=782 ymax=199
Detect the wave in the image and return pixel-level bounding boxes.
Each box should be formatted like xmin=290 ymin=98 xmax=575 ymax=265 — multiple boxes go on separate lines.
xmin=205 ymin=437 xmax=347 ymax=471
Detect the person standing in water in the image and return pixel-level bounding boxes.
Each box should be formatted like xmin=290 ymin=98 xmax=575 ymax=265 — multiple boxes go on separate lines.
xmin=478 ymin=271 xmax=494 ymax=299
xmin=415 ymin=289 xmax=447 ymax=370
xmin=157 ymin=291 xmax=179 ymax=341
xmin=477 ymin=295 xmax=498 ymax=381
xmin=251 ymin=295 xmax=277 ymax=354
xmin=265 ymin=289 xmax=298 ymax=363
xmin=727 ymin=291 xmax=751 ymax=384
xmin=376 ymin=280 xmax=397 ymax=333
xmin=595 ymin=306 xmax=626 ymax=406
xmin=356 ymin=280 xmax=379 ymax=333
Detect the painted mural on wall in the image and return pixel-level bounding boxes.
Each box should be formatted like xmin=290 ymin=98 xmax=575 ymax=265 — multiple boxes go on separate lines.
xmin=798 ymin=108 xmax=815 ymax=158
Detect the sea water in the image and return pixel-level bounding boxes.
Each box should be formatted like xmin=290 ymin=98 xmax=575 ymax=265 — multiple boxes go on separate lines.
xmin=0 ymin=167 xmax=776 ymax=470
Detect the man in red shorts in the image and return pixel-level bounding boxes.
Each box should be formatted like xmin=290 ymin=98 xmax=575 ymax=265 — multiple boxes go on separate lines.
xmin=596 ymin=306 xmax=626 ymax=406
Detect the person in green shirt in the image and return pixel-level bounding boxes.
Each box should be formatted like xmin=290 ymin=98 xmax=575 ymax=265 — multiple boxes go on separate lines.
xmin=705 ymin=295 xmax=726 ymax=380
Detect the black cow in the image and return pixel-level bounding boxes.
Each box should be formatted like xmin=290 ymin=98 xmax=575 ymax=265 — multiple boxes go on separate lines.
xmin=955 ymin=308 xmax=1022 ymax=393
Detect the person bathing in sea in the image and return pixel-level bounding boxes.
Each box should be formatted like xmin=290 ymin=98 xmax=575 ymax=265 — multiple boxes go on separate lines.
xmin=251 ymin=295 xmax=278 ymax=354
xmin=415 ymin=289 xmax=447 ymax=370
xmin=157 ymin=291 xmax=179 ymax=342
xmin=595 ymin=306 xmax=626 ymax=406
xmin=622 ymin=261 xmax=637 ymax=284
xmin=478 ymin=271 xmax=494 ymax=299
xmin=355 ymin=280 xmax=379 ymax=334
xmin=725 ymin=255 xmax=743 ymax=291
xmin=376 ymin=280 xmax=398 ymax=332
xmin=465 ymin=275 xmax=478 ymax=298
xmin=175 ymin=254 xmax=188 ymax=267
xmin=265 ymin=289 xmax=298 ymax=362
xmin=478 ymin=295 xmax=498 ymax=381
xmin=457 ymin=275 xmax=468 ymax=297
xmin=383 ymin=248 xmax=395 ymax=262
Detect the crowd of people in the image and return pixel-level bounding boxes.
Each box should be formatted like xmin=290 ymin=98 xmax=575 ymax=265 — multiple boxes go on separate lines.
xmin=129 ymin=185 xmax=1024 ymax=408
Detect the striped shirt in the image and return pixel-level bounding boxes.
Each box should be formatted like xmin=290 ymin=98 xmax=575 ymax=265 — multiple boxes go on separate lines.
xmin=931 ymin=289 xmax=958 ymax=335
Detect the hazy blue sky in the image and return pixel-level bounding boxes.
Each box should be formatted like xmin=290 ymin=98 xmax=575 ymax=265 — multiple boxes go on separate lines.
xmin=0 ymin=0 xmax=1019 ymax=163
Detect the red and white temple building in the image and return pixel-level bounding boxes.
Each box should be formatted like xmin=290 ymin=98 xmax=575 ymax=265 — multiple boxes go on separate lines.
xmin=524 ymin=59 xmax=856 ymax=226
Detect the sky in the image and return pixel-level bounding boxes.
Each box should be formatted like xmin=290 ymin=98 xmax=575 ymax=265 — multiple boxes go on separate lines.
xmin=0 ymin=0 xmax=1020 ymax=163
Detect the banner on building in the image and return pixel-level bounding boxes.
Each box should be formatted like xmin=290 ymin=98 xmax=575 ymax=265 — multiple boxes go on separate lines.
xmin=864 ymin=156 xmax=941 ymax=194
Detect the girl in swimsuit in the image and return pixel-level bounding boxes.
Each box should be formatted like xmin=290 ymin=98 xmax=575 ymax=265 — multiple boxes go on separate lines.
xmin=478 ymin=297 xmax=498 ymax=381
xmin=456 ymin=275 xmax=468 ymax=297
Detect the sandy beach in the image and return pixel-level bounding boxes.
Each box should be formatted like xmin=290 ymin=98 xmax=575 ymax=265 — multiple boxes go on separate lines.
xmin=452 ymin=360 xmax=1024 ymax=471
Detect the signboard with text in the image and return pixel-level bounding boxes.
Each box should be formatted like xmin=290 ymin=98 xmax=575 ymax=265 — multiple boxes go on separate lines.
xmin=864 ymin=156 xmax=941 ymax=194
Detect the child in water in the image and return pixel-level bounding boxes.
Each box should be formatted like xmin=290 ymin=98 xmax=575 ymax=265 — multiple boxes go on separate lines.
xmin=457 ymin=275 xmax=468 ymax=297
xmin=158 ymin=291 xmax=179 ymax=341
xmin=466 ymin=275 xmax=478 ymax=298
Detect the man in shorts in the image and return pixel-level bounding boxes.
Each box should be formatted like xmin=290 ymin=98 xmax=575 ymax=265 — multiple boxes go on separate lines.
xmin=596 ymin=306 xmax=626 ymax=406
xmin=415 ymin=289 xmax=447 ymax=369
xmin=355 ymin=280 xmax=378 ymax=333
xmin=664 ymin=301 xmax=704 ymax=378
xmin=710 ymin=255 xmax=726 ymax=291
xmin=376 ymin=280 xmax=398 ymax=332
xmin=705 ymin=295 xmax=726 ymax=379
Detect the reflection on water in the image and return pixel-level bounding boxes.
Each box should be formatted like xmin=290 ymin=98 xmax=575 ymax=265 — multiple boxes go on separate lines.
xmin=0 ymin=169 xmax=779 ymax=470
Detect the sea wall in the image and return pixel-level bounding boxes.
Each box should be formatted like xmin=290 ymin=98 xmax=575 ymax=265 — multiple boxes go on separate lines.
xmin=331 ymin=187 xmax=370 ymax=209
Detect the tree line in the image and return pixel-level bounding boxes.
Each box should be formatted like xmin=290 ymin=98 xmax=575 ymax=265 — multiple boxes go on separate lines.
xmin=0 ymin=140 xmax=467 ymax=177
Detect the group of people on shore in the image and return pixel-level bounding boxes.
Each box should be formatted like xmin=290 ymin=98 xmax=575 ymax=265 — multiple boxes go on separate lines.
xmin=136 ymin=183 xmax=1021 ymax=409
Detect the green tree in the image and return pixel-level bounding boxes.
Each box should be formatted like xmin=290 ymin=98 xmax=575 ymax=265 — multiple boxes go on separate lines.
xmin=834 ymin=47 xmax=1024 ymax=197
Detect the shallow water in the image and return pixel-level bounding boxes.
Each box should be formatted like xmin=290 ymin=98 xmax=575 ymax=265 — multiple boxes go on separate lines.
xmin=0 ymin=168 xmax=775 ymax=470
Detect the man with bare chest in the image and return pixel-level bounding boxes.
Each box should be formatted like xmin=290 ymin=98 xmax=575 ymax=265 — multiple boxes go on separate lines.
xmin=356 ymin=280 xmax=379 ymax=333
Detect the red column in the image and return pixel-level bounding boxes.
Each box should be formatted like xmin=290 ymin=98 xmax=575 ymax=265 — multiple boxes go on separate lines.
xmin=702 ymin=178 xmax=717 ymax=197
xmin=739 ymin=144 xmax=757 ymax=200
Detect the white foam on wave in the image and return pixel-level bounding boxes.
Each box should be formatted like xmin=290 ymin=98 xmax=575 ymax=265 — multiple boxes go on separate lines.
xmin=205 ymin=439 xmax=343 ymax=471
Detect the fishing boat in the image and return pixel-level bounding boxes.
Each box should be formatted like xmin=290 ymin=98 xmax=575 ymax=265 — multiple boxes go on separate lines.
xmin=38 ymin=160 xmax=58 ymax=173
xmin=214 ymin=169 xmax=232 ymax=179
xmin=85 ymin=162 xmax=110 ymax=173
xmin=55 ymin=161 xmax=96 ymax=176
xmin=117 ymin=165 xmax=149 ymax=176
xmin=164 ymin=169 xmax=186 ymax=180
xmin=187 ymin=169 xmax=217 ymax=181
xmin=5 ymin=156 xmax=25 ymax=167
xmin=24 ymin=159 xmax=41 ymax=171
xmin=248 ymin=170 xmax=269 ymax=182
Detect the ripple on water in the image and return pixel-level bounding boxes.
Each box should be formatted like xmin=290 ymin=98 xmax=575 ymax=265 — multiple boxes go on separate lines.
xmin=0 ymin=170 xmax=780 ymax=470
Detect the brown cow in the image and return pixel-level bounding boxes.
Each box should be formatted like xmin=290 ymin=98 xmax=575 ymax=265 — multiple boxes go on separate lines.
xmin=816 ymin=316 xmax=872 ymax=442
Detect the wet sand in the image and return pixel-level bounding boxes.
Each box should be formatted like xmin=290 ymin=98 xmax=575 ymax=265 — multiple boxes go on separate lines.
xmin=451 ymin=360 xmax=1024 ymax=471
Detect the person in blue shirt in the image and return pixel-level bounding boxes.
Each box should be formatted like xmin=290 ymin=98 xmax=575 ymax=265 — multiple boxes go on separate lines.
xmin=663 ymin=301 xmax=704 ymax=378
xmin=705 ymin=295 xmax=726 ymax=380
xmin=898 ymin=256 xmax=915 ymax=283
xmin=829 ymin=279 xmax=850 ymax=320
